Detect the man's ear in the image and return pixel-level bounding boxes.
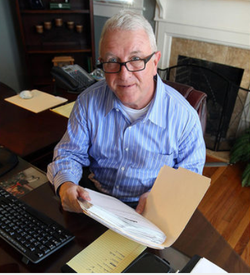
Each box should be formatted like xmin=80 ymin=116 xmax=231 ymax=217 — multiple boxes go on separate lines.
xmin=153 ymin=51 xmax=161 ymax=74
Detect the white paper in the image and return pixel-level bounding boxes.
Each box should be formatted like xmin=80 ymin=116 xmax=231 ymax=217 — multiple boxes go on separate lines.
xmin=78 ymin=189 xmax=166 ymax=247
xmin=191 ymin=258 xmax=227 ymax=273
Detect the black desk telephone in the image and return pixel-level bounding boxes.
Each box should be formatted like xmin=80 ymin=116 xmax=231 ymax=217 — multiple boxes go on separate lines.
xmin=51 ymin=64 xmax=96 ymax=94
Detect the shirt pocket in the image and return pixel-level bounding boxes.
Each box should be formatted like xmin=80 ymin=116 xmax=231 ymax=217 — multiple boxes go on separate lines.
xmin=129 ymin=151 xmax=176 ymax=189
xmin=143 ymin=150 xmax=175 ymax=170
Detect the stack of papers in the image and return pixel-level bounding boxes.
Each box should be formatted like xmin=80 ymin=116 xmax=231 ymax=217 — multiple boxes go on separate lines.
xmin=78 ymin=189 xmax=166 ymax=248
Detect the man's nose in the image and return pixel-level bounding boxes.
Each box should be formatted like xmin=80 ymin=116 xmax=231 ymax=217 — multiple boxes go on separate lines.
xmin=119 ymin=63 xmax=132 ymax=78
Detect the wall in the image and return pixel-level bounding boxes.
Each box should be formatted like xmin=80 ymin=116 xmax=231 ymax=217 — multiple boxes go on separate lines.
xmin=155 ymin=0 xmax=250 ymax=68
xmin=0 ymin=1 xmax=29 ymax=92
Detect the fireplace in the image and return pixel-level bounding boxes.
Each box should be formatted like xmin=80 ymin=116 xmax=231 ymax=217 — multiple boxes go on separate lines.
xmin=154 ymin=0 xmax=250 ymax=151
xmin=164 ymin=56 xmax=244 ymax=151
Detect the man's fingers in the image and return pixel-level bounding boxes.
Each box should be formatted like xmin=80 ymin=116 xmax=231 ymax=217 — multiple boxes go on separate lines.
xmin=78 ymin=188 xmax=91 ymax=201
xmin=135 ymin=199 xmax=146 ymax=214
xmin=59 ymin=182 xmax=91 ymax=213
xmin=135 ymin=191 xmax=149 ymax=214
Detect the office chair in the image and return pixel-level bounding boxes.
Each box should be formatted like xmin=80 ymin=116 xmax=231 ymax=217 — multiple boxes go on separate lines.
xmin=162 ymin=80 xmax=207 ymax=135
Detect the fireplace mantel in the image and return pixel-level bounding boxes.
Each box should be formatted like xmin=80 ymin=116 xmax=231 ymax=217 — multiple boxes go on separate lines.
xmin=155 ymin=0 xmax=250 ymax=68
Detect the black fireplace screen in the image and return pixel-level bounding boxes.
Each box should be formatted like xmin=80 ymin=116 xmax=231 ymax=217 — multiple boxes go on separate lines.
xmin=158 ymin=56 xmax=244 ymax=151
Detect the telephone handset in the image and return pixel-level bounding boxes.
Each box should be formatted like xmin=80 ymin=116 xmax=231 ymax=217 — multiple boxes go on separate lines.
xmin=51 ymin=64 xmax=96 ymax=94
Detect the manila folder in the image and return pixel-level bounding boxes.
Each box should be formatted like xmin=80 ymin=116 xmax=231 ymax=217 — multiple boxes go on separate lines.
xmin=142 ymin=165 xmax=211 ymax=248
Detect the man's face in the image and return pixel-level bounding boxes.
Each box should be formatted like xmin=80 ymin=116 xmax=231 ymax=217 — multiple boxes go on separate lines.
xmin=100 ymin=29 xmax=161 ymax=109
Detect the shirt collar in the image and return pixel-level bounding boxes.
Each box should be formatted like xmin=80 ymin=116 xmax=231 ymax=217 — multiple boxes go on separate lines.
xmin=104 ymin=83 xmax=120 ymax=116
xmin=143 ymin=74 xmax=167 ymax=128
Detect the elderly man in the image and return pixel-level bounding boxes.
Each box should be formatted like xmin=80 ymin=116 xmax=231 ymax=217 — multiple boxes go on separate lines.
xmin=47 ymin=10 xmax=206 ymax=214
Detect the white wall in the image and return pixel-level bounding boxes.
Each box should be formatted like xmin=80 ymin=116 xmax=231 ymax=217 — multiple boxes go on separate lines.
xmin=155 ymin=0 xmax=250 ymax=68
xmin=0 ymin=1 xmax=29 ymax=92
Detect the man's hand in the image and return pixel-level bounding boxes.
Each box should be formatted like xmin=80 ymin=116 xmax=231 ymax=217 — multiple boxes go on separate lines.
xmin=135 ymin=191 xmax=149 ymax=214
xmin=59 ymin=181 xmax=91 ymax=213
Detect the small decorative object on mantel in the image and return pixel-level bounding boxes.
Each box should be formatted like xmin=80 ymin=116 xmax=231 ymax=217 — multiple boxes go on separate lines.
xmin=50 ymin=0 xmax=71 ymax=10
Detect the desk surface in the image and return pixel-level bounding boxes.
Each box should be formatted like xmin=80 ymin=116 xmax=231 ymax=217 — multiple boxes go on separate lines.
xmin=0 ymin=159 xmax=249 ymax=273
xmin=0 ymin=82 xmax=76 ymax=166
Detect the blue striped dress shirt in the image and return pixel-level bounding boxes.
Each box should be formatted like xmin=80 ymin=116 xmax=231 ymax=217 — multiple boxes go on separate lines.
xmin=47 ymin=74 xmax=206 ymax=202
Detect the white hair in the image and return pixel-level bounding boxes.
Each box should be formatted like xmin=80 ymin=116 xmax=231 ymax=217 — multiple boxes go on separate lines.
xmin=99 ymin=10 xmax=157 ymax=55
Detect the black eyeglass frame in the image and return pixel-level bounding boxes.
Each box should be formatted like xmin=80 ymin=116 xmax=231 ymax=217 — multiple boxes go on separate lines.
xmin=97 ymin=52 xmax=156 ymax=73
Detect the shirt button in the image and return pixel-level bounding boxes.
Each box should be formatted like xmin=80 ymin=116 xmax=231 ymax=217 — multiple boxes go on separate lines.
xmin=116 ymin=185 xmax=119 ymax=189
xmin=116 ymin=108 xmax=119 ymax=112
xmin=121 ymin=167 xmax=125 ymax=171
xmin=125 ymin=148 xmax=129 ymax=151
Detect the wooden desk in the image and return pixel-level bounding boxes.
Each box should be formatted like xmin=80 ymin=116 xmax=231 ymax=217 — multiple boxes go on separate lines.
xmin=0 ymin=159 xmax=249 ymax=273
xmin=0 ymin=83 xmax=76 ymax=170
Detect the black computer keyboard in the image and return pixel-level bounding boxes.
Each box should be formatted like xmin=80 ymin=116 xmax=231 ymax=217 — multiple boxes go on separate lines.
xmin=0 ymin=186 xmax=75 ymax=264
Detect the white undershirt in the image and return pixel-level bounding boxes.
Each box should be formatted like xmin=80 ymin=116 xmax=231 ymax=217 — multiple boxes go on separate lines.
xmin=120 ymin=102 xmax=151 ymax=123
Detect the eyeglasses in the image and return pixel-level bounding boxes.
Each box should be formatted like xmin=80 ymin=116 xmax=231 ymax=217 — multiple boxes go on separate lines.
xmin=97 ymin=52 xmax=156 ymax=73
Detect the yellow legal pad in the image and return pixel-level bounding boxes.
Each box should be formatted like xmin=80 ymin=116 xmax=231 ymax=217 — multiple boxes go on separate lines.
xmin=65 ymin=229 xmax=146 ymax=273
xmin=50 ymin=101 xmax=75 ymax=118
